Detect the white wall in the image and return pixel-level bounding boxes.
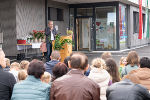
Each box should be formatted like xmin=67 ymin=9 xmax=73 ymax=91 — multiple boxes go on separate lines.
xmin=128 ymin=0 xmax=150 ymax=8
xmin=16 ymin=0 xmax=45 ymax=39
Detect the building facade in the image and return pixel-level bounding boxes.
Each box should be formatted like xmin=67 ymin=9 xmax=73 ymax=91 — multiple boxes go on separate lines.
xmin=0 ymin=0 xmax=150 ymax=56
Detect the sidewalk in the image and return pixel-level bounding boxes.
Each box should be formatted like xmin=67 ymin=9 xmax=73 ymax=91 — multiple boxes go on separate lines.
xmin=86 ymin=44 xmax=150 ymax=65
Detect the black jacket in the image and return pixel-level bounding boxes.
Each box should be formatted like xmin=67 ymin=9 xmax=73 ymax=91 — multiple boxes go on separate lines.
xmin=106 ymin=79 xmax=150 ymax=100
xmin=45 ymin=27 xmax=57 ymax=43
xmin=0 ymin=66 xmax=16 ymax=100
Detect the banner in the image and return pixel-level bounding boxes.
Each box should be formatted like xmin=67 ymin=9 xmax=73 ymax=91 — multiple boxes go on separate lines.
xmin=138 ymin=0 xmax=143 ymax=39
xmin=146 ymin=0 xmax=149 ymax=39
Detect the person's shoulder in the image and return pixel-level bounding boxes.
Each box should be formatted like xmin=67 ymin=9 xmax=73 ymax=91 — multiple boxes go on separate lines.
xmin=84 ymin=76 xmax=100 ymax=87
xmin=40 ymin=82 xmax=51 ymax=88
xmin=13 ymin=81 xmax=26 ymax=89
xmin=134 ymin=83 xmax=148 ymax=90
xmin=54 ymin=74 xmax=70 ymax=82
xmin=3 ymin=70 xmax=14 ymax=78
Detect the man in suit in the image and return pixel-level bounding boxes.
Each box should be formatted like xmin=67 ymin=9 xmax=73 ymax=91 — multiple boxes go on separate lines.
xmin=0 ymin=48 xmax=16 ymax=99
xmin=45 ymin=21 xmax=57 ymax=62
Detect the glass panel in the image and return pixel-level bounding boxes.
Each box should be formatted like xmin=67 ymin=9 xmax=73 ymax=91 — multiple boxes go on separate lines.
xmin=96 ymin=6 xmax=117 ymax=50
xmin=77 ymin=8 xmax=93 ymax=16
xmin=76 ymin=18 xmax=91 ymax=50
xmin=119 ymin=4 xmax=128 ymax=49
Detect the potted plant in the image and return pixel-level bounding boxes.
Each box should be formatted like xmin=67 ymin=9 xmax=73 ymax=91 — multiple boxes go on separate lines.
xmin=53 ymin=33 xmax=72 ymax=62
xmin=32 ymin=30 xmax=45 ymax=42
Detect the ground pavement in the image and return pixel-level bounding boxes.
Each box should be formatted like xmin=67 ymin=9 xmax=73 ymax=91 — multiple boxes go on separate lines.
xmin=86 ymin=44 xmax=150 ymax=65
xmin=9 ymin=44 xmax=150 ymax=66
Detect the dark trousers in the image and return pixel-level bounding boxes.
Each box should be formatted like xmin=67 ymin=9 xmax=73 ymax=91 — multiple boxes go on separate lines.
xmin=46 ymin=42 xmax=52 ymax=62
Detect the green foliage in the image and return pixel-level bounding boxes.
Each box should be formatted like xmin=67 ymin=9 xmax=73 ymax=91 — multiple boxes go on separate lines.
xmin=53 ymin=34 xmax=72 ymax=50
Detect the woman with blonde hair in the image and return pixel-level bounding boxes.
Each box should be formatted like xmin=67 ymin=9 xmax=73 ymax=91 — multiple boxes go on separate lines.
xmin=121 ymin=51 xmax=139 ymax=78
xmin=88 ymin=58 xmax=110 ymax=100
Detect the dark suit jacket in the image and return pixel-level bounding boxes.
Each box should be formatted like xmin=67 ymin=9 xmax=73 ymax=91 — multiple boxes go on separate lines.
xmin=45 ymin=27 xmax=57 ymax=43
xmin=0 ymin=66 xmax=16 ymax=100
xmin=106 ymin=79 xmax=150 ymax=100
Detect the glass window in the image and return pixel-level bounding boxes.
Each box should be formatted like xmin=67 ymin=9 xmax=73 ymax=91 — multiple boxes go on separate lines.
xmin=77 ymin=8 xmax=93 ymax=16
xmin=95 ymin=6 xmax=117 ymax=50
xmin=133 ymin=12 xmax=139 ymax=33
xmin=133 ymin=12 xmax=145 ymax=33
xmin=69 ymin=8 xmax=75 ymax=50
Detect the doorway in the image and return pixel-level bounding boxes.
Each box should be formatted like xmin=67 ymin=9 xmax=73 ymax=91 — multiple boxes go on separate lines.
xmin=76 ymin=18 xmax=92 ymax=51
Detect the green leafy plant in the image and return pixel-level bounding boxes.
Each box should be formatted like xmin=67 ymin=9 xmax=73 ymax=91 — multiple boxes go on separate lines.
xmin=53 ymin=34 xmax=72 ymax=50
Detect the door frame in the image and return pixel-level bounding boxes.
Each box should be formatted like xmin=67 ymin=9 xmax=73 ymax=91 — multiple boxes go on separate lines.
xmin=76 ymin=17 xmax=92 ymax=51
xmin=69 ymin=2 xmax=119 ymax=51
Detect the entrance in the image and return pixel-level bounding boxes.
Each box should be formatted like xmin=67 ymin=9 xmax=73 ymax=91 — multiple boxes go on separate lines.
xmin=76 ymin=18 xmax=92 ymax=51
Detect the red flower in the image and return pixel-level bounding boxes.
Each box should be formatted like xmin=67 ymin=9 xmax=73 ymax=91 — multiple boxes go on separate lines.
xmin=33 ymin=30 xmax=37 ymax=33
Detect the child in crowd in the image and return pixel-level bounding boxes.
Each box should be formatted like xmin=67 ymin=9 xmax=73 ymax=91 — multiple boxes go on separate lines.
xmin=3 ymin=58 xmax=10 ymax=71
xmin=101 ymin=52 xmax=112 ymax=61
xmin=52 ymin=62 xmax=68 ymax=82
xmin=18 ymin=70 xmax=27 ymax=82
xmin=9 ymin=62 xmax=20 ymax=81
xmin=88 ymin=58 xmax=110 ymax=100
xmin=119 ymin=57 xmax=127 ymax=78
xmin=40 ymin=38 xmax=47 ymax=60
xmin=105 ymin=58 xmax=120 ymax=85
xmin=20 ymin=60 xmax=29 ymax=71
xmin=121 ymin=51 xmax=139 ymax=78
xmin=41 ymin=72 xmax=51 ymax=84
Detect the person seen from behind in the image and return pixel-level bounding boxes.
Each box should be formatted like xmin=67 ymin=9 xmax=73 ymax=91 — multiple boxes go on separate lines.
xmin=105 ymin=58 xmax=120 ymax=85
xmin=44 ymin=50 xmax=60 ymax=75
xmin=41 ymin=72 xmax=51 ymax=84
xmin=88 ymin=58 xmax=110 ymax=100
xmin=18 ymin=70 xmax=27 ymax=82
xmin=50 ymin=52 xmax=100 ymax=100
xmin=11 ymin=59 xmax=50 ymax=100
xmin=121 ymin=51 xmax=139 ymax=78
xmin=101 ymin=52 xmax=112 ymax=61
xmin=0 ymin=48 xmax=16 ymax=100
xmin=9 ymin=62 xmax=20 ymax=81
xmin=124 ymin=57 xmax=150 ymax=91
xmin=106 ymin=73 xmax=150 ymax=100
xmin=51 ymin=62 xmax=68 ymax=82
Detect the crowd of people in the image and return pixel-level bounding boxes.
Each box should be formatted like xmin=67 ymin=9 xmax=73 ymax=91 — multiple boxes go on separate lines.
xmin=0 ymin=48 xmax=150 ymax=100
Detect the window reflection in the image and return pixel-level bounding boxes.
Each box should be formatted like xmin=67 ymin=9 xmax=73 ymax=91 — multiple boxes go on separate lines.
xmin=96 ymin=6 xmax=116 ymax=50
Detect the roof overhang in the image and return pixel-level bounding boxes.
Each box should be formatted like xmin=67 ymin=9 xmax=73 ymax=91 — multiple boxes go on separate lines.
xmin=52 ymin=0 xmax=135 ymax=5
xmin=51 ymin=0 xmax=149 ymax=9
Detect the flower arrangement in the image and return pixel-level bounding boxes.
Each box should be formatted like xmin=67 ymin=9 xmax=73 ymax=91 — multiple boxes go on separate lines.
xmin=32 ymin=30 xmax=45 ymax=40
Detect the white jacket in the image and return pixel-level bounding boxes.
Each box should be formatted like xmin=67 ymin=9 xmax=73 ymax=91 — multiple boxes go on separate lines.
xmin=88 ymin=68 xmax=110 ymax=100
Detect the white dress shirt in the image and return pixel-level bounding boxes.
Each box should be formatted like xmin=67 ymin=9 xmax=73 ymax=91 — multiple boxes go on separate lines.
xmin=51 ymin=30 xmax=54 ymax=40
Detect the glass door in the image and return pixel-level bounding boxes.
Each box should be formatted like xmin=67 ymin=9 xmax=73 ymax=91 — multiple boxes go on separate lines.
xmin=76 ymin=18 xmax=92 ymax=51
